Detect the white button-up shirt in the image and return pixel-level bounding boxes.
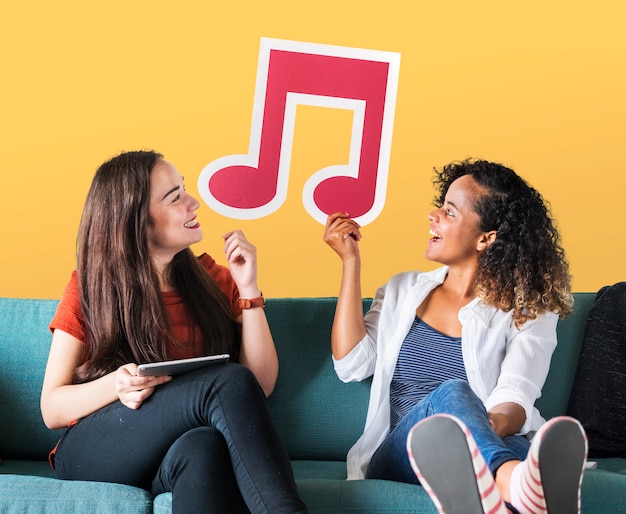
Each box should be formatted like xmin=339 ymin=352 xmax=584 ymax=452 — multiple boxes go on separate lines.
xmin=333 ymin=266 xmax=558 ymax=480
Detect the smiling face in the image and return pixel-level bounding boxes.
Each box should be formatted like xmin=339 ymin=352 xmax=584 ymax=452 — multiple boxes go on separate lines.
xmin=147 ymin=159 xmax=203 ymax=270
xmin=425 ymin=175 xmax=494 ymax=268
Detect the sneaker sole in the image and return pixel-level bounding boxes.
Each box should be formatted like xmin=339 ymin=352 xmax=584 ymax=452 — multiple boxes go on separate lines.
xmin=407 ymin=416 xmax=487 ymax=514
xmin=537 ymin=417 xmax=587 ymax=513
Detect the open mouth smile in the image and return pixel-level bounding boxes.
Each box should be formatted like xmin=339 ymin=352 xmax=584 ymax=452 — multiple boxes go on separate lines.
xmin=429 ymin=228 xmax=442 ymax=242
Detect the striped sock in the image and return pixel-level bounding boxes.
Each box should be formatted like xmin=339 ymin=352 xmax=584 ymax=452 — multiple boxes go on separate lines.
xmin=510 ymin=458 xmax=546 ymax=514
xmin=509 ymin=416 xmax=586 ymax=514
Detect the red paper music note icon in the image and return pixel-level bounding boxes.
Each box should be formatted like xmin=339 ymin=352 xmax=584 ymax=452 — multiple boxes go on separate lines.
xmin=198 ymin=38 xmax=400 ymax=225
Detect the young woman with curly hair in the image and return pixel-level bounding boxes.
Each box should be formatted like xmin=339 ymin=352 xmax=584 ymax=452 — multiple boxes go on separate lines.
xmin=41 ymin=150 xmax=308 ymax=514
xmin=323 ymin=159 xmax=587 ymax=514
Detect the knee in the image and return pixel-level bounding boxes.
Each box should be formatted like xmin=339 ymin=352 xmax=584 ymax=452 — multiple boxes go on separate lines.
xmin=163 ymin=427 xmax=229 ymax=475
xmin=157 ymin=428 xmax=230 ymax=487
xmin=216 ymin=363 xmax=264 ymax=399
xmin=427 ymin=380 xmax=486 ymax=419
xmin=175 ymin=426 xmax=225 ymax=452
xmin=436 ymin=379 xmax=475 ymax=401
xmin=223 ymin=363 xmax=261 ymax=388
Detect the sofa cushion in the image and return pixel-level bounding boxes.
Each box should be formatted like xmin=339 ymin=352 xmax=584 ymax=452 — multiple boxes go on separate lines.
xmin=0 ymin=299 xmax=61 ymax=460
xmin=580 ymin=468 xmax=626 ymax=513
xmin=535 ymin=293 xmax=595 ymax=419
xmin=566 ymin=283 xmax=626 ymax=457
xmin=265 ymin=298 xmax=373 ymax=461
xmin=0 ymin=474 xmax=153 ymax=514
xmin=153 ymin=473 xmax=440 ymax=514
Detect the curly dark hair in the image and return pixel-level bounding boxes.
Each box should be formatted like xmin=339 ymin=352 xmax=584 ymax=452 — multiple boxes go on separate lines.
xmin=433 ymin=158 xmax=573 ymax=326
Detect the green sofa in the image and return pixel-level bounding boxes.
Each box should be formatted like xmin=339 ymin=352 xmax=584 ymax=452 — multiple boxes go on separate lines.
xmin=1 ymin=295 xmax=625 ymax=513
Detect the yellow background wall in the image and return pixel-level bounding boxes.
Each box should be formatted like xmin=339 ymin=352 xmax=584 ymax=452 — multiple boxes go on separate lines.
xmin=1 ymin=1 xmax=624 ymax=300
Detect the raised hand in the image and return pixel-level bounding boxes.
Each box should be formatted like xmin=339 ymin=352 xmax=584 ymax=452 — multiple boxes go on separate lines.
xmin=323 ymin=212 xmax=362 ymax=262
xmin=223 ymin=230 xmax=260 ymax=297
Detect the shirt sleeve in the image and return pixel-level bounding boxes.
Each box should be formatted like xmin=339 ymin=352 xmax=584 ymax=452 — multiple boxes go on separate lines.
xmin=49 ymin=271 xmax=87 ymax=343
xmin=483 ymin=311 xmax=559 ymax=433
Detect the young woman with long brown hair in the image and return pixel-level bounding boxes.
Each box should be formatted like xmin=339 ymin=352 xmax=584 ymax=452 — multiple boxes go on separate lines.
xmin=41 ymin=150 xmax=308 ymax=513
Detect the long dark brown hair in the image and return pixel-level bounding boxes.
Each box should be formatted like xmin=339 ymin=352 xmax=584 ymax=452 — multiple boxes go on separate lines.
xmin=74 ymin=150 xmax=239 ymax=383
xmin=433 ymin=158 xmax=573 ymax=327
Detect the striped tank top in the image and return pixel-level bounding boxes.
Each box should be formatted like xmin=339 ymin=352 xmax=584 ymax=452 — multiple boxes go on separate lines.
xmin=389 ymin=316 xmax=467 ymax=430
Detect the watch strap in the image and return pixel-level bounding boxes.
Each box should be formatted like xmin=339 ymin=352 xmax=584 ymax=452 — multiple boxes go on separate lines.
xmin=238 ymin=293 xmax=265 ymax=310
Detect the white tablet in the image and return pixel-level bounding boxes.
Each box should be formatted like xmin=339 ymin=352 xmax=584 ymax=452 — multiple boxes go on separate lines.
xmin=137 ymin=354 xmax=230 ymax=377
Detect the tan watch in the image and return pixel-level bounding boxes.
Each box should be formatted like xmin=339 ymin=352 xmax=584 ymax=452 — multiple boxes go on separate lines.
xmin=238 ymin=292 xmax=265 ymax=309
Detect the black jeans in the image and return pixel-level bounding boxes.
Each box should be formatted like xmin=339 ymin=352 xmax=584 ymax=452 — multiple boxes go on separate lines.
xmin=53 ymin=364 xmax=308 ymax=514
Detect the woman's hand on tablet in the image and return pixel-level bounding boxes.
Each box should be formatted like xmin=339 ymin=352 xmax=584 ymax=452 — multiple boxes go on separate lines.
xmin=115 ymin=364 xmax=172 ymax=409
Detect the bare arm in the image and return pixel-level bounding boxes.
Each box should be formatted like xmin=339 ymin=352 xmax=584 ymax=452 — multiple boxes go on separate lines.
xmin=323 ymin=212 xmax=367 ymax=360
xmin=237 ymin=307 xmax=277 ymax=397
xmin=40 ymin=329 xmax=171 ymax=430
xmin=223 ymin=230 xmax=278 ymax=396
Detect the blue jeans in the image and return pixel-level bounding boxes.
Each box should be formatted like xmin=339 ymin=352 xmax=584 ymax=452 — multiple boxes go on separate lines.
xmin=53 ymin=364 xmax=308 ymax=514
xmin=366 ymin=379 xmax=531 ymax=483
